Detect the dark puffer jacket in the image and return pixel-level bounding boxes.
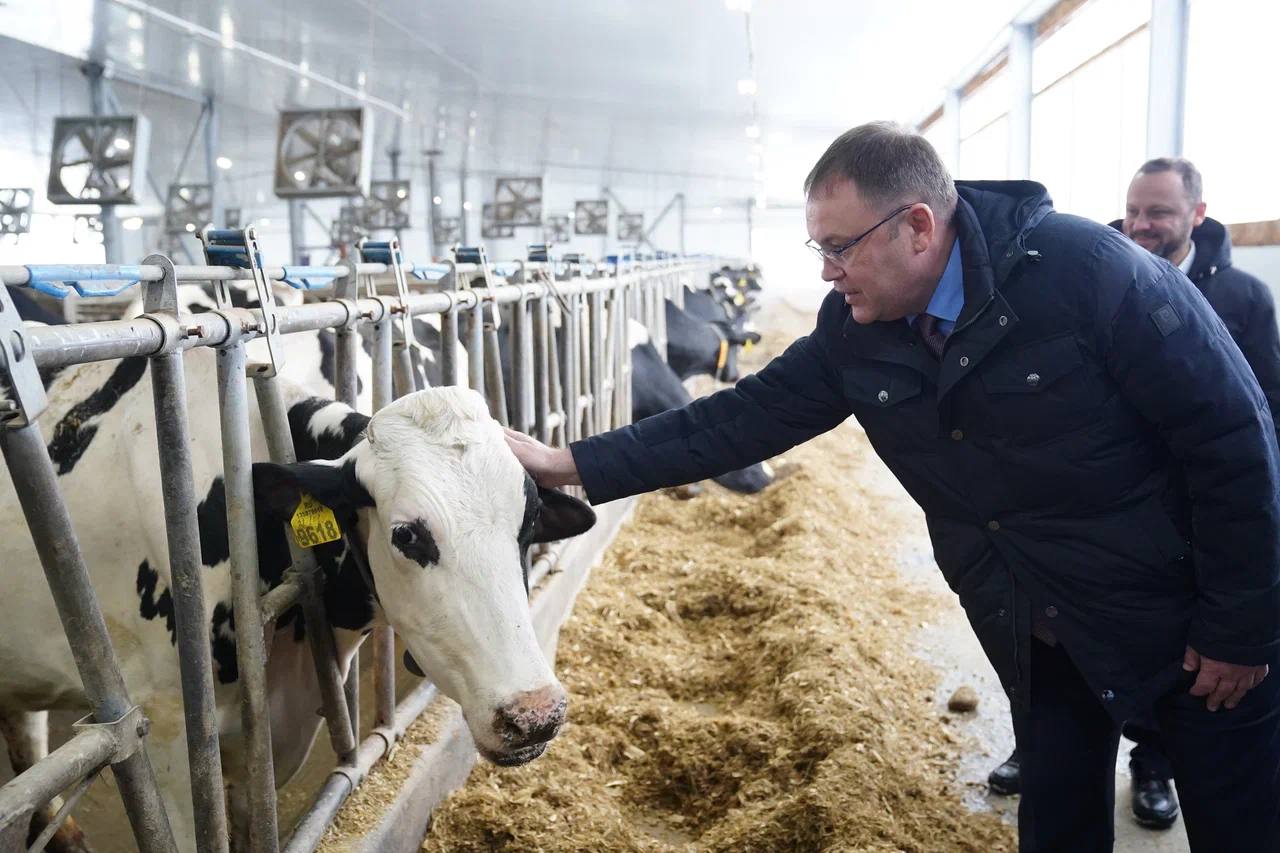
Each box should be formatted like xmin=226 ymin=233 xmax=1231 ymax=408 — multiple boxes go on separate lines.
xmin=572 ymin=181 xmax=1280 ymax=722
xmin=1109 ymin=216 xmax=1280 ymax=433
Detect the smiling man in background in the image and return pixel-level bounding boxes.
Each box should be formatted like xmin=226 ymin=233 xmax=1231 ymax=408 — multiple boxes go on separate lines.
xmin=506 ymin=122 xmax=1280 ymax=852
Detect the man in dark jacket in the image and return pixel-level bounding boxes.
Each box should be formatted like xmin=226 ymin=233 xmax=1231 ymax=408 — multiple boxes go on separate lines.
xmin=506 ymin=123 xmax=1280 ymax=852
xmin=989 ymin=155 xmax=1280 ymax=831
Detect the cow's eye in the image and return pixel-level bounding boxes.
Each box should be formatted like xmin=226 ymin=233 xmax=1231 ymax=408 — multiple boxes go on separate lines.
xmin=391 ymin=525 xmax=417 ymax=549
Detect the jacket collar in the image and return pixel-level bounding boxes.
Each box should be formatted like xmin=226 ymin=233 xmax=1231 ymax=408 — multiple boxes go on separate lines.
xmin=843 ymin=180 xmax=1052 ymax=389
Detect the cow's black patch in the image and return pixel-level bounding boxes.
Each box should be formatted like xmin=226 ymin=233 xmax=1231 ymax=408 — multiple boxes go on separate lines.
xmin=196 ymin=478 xmax=230 ymax=568
xmin=136 ymin=559 xmax=176 ymax=643
xmin=47 ymin=357 xmax=148 ymax=475
xmin=287 ymin=397 xmax=371 ymax=462
xmin=211 ymin=602 xmax=238 ymax=684
xmin=391 ymin=520 xmax=440 ymax=567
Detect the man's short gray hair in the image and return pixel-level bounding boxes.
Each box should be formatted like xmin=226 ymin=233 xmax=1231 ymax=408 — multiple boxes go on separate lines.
xmin=804 ymin=121 xmax=958 ymax=220
xmin=1135 ymin=156 xmax=1203 ymax=205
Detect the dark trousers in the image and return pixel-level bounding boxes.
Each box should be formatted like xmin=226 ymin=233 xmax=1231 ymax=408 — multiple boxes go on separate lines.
xmin=1012 ymin=639 xmax=1280 ymax=853
xmin=1122 ymin=711 xmax=1174 ymax=779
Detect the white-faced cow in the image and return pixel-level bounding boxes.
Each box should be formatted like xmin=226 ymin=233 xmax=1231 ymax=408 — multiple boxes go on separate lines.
xmin=0 ymin=345 xmax=594 ymax=851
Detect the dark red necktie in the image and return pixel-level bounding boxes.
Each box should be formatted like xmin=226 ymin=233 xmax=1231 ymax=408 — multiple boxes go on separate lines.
xmin=916 ymin=313 xmax=947 ymax=358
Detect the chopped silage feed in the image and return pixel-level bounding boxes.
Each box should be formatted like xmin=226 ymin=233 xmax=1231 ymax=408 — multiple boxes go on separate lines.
xmin=416 ymin=315 xmax=1016 ymax=852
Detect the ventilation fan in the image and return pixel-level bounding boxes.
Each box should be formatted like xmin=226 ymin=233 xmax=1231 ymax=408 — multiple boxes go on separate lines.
xmin=331 ymin=202 xmax=367 ymax=247
xmin=544 ymin=214 xmax=570 ymax=244
xmin=481 ymin=203 xmax=514 ymax=239
xmin=574 ymin=200 xmax=608 ymax=235
xmin=618 ymin=212 xmax=645 ymax=243
xmin=47 ymin=116 xmax=150 ymax=205
xmin=72 ymin=213 xmax=103 ymax=245
xmin=493 ymin=177 xmax=542 ymax=225
xmin=274 ymin=108 xmax=373 ymax=198
xmin=0 ymin=189 xmax=33 ymax=237
xmin=433 ymin=216 xmax=462 ymax=246
xmin=164 ymin=184 xmax=213 ymax=235
xmin=364 ymin=180 xmax=411 ymax=230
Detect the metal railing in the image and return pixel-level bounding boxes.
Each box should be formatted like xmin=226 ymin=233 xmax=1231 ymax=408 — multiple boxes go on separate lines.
xmin=0 ymin=235 xmax=708 ymax=853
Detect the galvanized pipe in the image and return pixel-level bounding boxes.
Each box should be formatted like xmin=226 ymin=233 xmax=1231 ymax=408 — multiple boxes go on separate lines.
xmin=281 ymin=680 xmax=438 ymax=853
xmin=440 ymin=307 xmax=460 ymax=387
xmin=369 ymin=314 xmax=397 ymax=732
xmin=149 ymin=352 xmax=231 ymax=853
xmin=0 ymin=727 xmax=114 ymax=838
xmin=259 ymin=579 xmax=302 ymax=626
xmin=532 ymin=294 xmax=549 ymax=444
xmin=252 ymin=378 xmax=358 ymax=764
xmin=482 ymin=313 xmax=508 ymax=426
xmin=331 ymin=309 xmax=362 ymax=747
xmin=588 ymin=291 xmax=605 ymax=433
xmin=215 ymin=342 xmax=279 ymax=853
xmin=468 ymin=297 xmax=484 ymax=393
xmin=0 ymin=422 xmax=177 ymax=853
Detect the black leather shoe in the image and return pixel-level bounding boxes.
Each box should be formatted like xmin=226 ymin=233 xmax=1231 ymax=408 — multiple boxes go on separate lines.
xmin=987 ymin=750 xmax=1021 ymax=796
xmin=1131 ymin=777 xmax=1179 ymax=829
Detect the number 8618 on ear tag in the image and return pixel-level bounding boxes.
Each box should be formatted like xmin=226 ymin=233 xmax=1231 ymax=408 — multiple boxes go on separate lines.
xmin=290 ymin=493 xmax=342 ymax=548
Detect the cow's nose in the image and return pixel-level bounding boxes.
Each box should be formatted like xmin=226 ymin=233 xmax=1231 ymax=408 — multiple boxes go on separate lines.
xmin=492 ymin=683 xmax=567 ymax=746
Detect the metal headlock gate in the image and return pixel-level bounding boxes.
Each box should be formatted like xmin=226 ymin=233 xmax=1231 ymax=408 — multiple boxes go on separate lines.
xmin=0 ymin=233 xmax=708 ymax=853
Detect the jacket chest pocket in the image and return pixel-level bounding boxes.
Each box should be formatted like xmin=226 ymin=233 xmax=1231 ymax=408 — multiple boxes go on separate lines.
xmin=976 ymin=334 xmax=1101 ymax=441
xmin=842 ymin=365 xmax=931 ymax=445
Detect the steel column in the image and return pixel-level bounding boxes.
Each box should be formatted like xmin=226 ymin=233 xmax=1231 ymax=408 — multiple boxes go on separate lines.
xmin=0 ymin=422 xmax=177 ymax=853
xmin=532 ymin=293 xmax=550 ymax=443
xmin=369 ymin=309 xmax=396 ymax=731
xmin=148 ymin=345 xmax=230 ymax=853
xmin=440 ymin=305 xmax=460 ymax=386
xmin=215 ymin=339 xmax=279 ymax=853
xmin=1146 ymin=0 xmax=1190 ymax=157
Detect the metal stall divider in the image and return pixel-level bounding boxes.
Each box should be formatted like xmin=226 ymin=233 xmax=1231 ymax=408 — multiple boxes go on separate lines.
xmin=0 ymin=254 xmax=710 ymax=853
xmin=0 ymin=288 xmax=178 ymax=853
xmin=330 ymin=259 xmax=367 ymax=757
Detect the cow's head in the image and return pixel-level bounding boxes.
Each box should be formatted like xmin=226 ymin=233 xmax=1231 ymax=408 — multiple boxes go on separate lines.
xmin=254 ymin=387 xmax=594 ymax=765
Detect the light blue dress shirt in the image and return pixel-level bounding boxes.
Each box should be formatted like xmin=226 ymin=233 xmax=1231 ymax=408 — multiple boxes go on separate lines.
xmin=906 ymin=238 xmax=963 ymax=336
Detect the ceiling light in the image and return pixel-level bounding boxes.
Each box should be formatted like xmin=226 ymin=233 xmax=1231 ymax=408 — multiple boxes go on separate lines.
xmin=129 ymin=38 xmax=144 ymax=58
xmin=745 ymin=124 xmax=761 ymax=139
xmin=113 ymin=137 xmax=131 ymax=152
xmin=462 ymin=201 xmax=472 ymax=211
xmin=737 ymin=79 xmax=757 ymax=96
xmin=122 ymin=216 xmax=143 ymax=231
xmin=185 ymin=223 xmax=196 ymax=233
xmin=432 ymin=195 xmax=442 ymax=205
xmin=260 ymin=217 xmax=271 ymax=226
xmin=299 ymin=60 xmax=309 ymax=74
xmin=127 ymin=11 xmax=144 ymax=30
xmin=219 ymin=12 xmax=234 ymax=48
xmin=216 ymin=156 xmax=233 ymax=170
xmin=396 ymin=187 xmax=408 ymax=199
xmin=294 ymin=170 xmax=307 ymax=182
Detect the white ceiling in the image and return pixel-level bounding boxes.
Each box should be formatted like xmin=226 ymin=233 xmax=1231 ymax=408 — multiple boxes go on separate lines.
xmin=0 ymin=0 xmax=1030 ymax=211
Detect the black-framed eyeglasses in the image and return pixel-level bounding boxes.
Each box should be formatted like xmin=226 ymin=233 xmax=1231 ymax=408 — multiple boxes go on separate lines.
xmin=805 ymin=202 xmax=919 ymax=264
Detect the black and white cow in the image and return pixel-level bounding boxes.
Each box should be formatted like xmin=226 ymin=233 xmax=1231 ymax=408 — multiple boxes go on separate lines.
xmin=0 ymin=347 xmax=594 ymax=851
xmin=663 ymin=295 xmax=760 ymax=383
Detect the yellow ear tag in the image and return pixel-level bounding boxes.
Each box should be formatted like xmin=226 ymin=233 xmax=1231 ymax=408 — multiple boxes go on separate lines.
xmin=744 ymin=338 xmax=755 ymax=352
xmin=290 ymin=494 xmax=342 ymax=549
xmin=733 ymin=293 xmax=746 ymax=306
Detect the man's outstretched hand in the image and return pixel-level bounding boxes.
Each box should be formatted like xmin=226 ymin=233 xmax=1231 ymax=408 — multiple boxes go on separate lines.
xmin=504 ymin=428 xmax=582 ymax=488
xmin=1184 ymin=646 xmax=1269 ymax=712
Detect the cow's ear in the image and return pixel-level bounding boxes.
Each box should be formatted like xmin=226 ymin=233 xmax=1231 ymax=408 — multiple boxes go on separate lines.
xmin=252 ymin=460 xmax=373 ymax=521
xmin=533 ymin=487 xmax=596 ymax=544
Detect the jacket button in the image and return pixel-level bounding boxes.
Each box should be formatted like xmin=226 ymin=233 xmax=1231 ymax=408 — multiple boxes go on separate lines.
xmin=877 ymin=389 xmax=889 ymax=403
xmin=1101 ymin=689 xmax=1116 ymax=702
xmin=987 ymin=520 xmax=1000 ymax=531
xmin=1026 ymin=372 xmax=1040 ymax=387
xmin=950 ymin=429 xmax=964 ymax=440
xmin=1045 ymin=605 xmax=1058 ymax=618
xmin=959 ymin=356 xmax=970 ymax=367
xmin=998 ymin=315 xmax=1008 ymax=326
xmin=996 ymin=608 xmax=1008 ymax=618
